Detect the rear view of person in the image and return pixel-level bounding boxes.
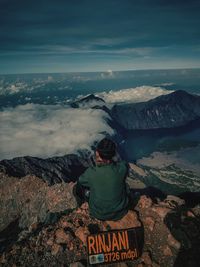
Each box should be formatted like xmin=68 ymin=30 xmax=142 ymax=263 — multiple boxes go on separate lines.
xmin=75 ymin=138 xmax=129 ymax=221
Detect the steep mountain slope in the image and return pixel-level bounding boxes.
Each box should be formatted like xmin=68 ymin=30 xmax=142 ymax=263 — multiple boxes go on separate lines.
xmin=70 ymin=94 xmax=105 ymax=108
xmin=0 ymin=154 xmax=91 ymax=185
xmin=1 ymin=90 xmax=200 ymax=188
xmin=111 ymin=90 xmax=200 ymax=129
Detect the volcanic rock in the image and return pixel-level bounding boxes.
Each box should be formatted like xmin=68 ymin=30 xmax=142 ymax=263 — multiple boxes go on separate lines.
xmin=55 ymin=229 xmax=73 ymax=244
xmin=0 ymin=172 xmax=77 ymax=233
xmin=105 ymin=210 xmax=141 ymax=230
xmin=71 ymin=94 xmax=105 ymax=108
xmin=0 ymin=171 xmax=200 ymax=267
xmin=75 ymin=226 xmax=90 ymax=245
xmin=51 ymin=243 xmax=63 ymax=256
xmin=0 ymin=153 xmax=90 ymax=185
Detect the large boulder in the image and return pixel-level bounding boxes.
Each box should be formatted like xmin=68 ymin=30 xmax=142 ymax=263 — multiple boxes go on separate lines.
xmin=0 ymin=172 xmax=77 ymax=233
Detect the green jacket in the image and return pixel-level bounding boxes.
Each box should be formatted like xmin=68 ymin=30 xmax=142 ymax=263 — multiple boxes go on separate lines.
xmin=78 ymin=161 xmax=129 ymax=221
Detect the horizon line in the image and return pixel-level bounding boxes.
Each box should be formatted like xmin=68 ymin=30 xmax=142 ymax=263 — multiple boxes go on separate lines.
xmin=0 ymin=67 xmax=200 ymax=76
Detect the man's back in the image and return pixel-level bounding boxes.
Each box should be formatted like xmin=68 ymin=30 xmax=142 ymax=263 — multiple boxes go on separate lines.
xmin=79 ymin=161 xmax=129 ymax=220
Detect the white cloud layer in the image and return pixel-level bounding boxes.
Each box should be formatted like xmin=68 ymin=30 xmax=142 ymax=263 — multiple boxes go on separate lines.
xmin=100 ymin=69 xmax=115 ymax=79
xmin=97 ymin=86 xmax=173 ymax=104
xmin=0 ymin=86 xmax=175 ymax=160
xmin=0 ymin=104 xmax=114 ymax=160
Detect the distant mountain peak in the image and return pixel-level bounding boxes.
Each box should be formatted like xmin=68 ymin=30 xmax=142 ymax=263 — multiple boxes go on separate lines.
xmin=78 ymin=94 xmax=105 ymax=102
xmin=71 ymin=94 xmax=105 ymax=108
xmin=112 ymin=90 xmax=200 ymax=130
xmin=149 ymin=89 xmax=198 ymax=103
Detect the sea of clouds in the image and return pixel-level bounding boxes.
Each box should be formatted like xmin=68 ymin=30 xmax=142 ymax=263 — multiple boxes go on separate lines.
xmin=0 ymin=104 xmax=114 ymax=160
xmin=0 ymin=86 xmax=173 ymax=160
xmin=97 ymin=86 xmax=173 ymax=104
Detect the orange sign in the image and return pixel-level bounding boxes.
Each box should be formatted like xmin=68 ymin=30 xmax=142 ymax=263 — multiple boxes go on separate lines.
xmin=87 ymin=227 xmax=143 ymax=265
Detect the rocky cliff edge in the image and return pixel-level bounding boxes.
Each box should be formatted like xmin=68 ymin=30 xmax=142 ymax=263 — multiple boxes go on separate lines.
xmin=0 ymin=168 xmax=200 ymax=267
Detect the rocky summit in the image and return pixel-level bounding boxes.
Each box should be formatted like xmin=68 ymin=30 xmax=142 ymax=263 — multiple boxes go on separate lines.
xmin=70 ymin=94 xmax=105 ymax=108
xmin=0 ymin=168 xmax=200 ymax=267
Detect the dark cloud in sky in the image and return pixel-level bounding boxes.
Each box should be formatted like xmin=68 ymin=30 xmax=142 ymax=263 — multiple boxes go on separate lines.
xmin=0 ymin=0 xmax=200 ymax=73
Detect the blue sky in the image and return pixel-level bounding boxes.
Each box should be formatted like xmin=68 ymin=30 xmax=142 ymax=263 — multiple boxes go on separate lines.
xmin=0 ymin=0 xmax=200 ymax=74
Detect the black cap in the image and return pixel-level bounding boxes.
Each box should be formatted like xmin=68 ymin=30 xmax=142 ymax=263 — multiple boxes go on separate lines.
xmin=96 ymin=138 xmax=116 ymax=160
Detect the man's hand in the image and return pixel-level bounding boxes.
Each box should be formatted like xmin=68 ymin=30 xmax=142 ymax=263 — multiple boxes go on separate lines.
xmin=69 ymin=181 xmax=76 ymax=188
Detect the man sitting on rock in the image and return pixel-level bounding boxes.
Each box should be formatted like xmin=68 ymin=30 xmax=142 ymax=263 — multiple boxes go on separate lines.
xmin=75 ymin=138 xmax=129 ymax=221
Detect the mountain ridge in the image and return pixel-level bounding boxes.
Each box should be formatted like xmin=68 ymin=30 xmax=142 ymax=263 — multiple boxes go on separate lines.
xmin=0 ymin=90 xmax=200 ymax=266
xmin=111 ymin=90 xmax=200 ymax=130
xmin=0 ymin=90 xmax=200 ymax=190
xmin=0 ymin=154 xmax=91 ymax=185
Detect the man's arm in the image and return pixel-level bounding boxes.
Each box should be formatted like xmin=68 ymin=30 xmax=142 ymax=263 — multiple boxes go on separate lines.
xmin=78 ymin=168 xmax=91 ymax=187
xmin=120 ymin=161 xmax=129 ymax=180
xmin=73 ymin=168 xmax=92 ymax=205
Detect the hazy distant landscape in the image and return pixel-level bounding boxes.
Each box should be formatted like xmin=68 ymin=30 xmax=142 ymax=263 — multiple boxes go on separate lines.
xmin=1 ymin=68 xmax=200 ymax=107
xmin=0 ymin=68 xmax=200 ymax=194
